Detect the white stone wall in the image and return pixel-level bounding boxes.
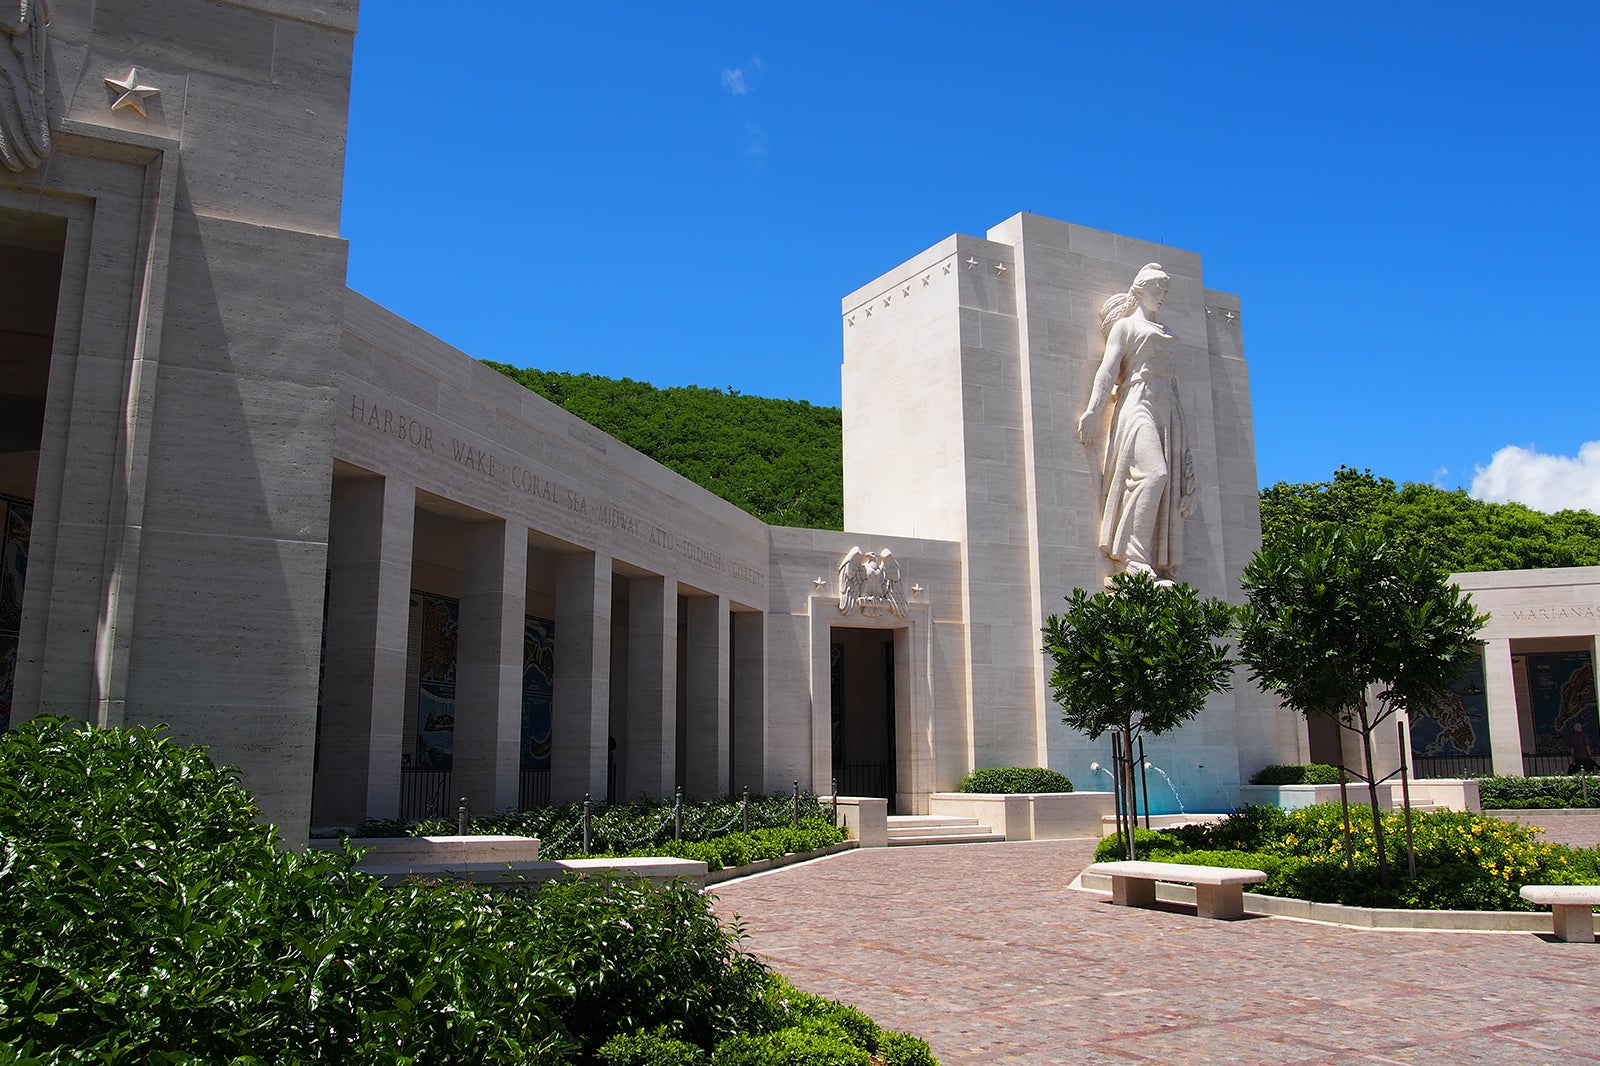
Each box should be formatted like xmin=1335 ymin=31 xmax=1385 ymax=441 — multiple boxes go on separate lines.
xmin=7 ymin=1 xmax=358 ymax=840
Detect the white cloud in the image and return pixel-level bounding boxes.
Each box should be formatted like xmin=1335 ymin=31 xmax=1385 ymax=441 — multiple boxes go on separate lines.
xmin=721 ymin=57 xmax=763 ymax=97
xmin=743 ymin=120 xmax=768 ymax=162
xmin=1470 ymin=441 xmax=1600 ymax=513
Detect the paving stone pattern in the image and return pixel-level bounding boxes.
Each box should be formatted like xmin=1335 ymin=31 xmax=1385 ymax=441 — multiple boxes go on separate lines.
xmin=712 ymin=820 xmax=1600 ymax=1065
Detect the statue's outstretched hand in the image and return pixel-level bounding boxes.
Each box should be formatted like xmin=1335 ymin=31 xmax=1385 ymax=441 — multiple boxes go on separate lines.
xmin=1076 ymin=411 xmax=1094 ymax=445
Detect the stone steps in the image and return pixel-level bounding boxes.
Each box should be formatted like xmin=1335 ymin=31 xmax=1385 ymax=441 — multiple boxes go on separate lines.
xmin=886 ymin=814 xmax=1004 ymax=846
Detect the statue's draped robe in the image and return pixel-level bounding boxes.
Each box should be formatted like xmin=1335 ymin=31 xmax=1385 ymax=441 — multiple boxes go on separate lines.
xmin=1095 ymin=315 xmax=1186 ymax=574
xmin=1 ymin=0 xmax=52 ymax=174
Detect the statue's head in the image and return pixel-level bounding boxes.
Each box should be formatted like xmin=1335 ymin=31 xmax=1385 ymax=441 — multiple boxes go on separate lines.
xmin=1131 ymin=263 xmax=1170 ymax=312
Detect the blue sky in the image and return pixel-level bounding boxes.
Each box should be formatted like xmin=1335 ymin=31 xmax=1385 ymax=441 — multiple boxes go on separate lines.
xmin=341 ymin=2 xmax=1600 ymax=509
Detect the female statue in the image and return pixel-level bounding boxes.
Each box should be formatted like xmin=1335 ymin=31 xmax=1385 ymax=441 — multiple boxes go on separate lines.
xmin=1 ymin=0 xmax=52 ymax=174
xmin=1076 ymin=263 xmax=1194 ymax=581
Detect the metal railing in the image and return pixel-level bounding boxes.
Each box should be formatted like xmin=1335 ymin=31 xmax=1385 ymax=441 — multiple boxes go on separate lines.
xmin=837 ymin=761 xmax=890 ymax=799
xmin=1410 ymin=755 xmax=1493 ymax=779
xmin=1523 ymin=754 xmax=1575 ymax=777
xmin=399 ymin=767 xmax=452 ymax=821
xmin=518 ymin=768 xmax=551 ymax=810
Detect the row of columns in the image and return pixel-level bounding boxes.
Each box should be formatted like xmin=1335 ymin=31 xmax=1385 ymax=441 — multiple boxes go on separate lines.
xmin=313 ymin=474 xmax=765 ymax=825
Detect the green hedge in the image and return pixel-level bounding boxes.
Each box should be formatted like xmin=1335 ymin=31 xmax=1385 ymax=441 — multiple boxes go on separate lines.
xmin=1099 ymin=802 xmax=1600 ymax=910
xmin=1248 ymin=763 xmax=1346 ymax=786
xmin=592 ymin=819 xmax=847 ymax=872
xmin=1477 ymin=774 xmax=1600 ymax=810
xmin=0 ymin=718 xmax=934 ymax=1064
xmin=956 ymin=767 xmax=1073 ymax=794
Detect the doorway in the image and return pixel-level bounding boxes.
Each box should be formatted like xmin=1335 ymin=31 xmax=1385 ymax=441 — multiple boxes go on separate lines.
xmin=830 ymin=626 xmax=898 ymax=807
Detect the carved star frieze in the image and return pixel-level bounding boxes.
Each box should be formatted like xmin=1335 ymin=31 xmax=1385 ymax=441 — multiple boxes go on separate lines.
xmin=813 ymin=577 xmax=827 ymax=591
xmin=865 ymin=305 xmax=872 ymax=317
xmin=943 ymin=262 xmax=952 ymax=275
xmin=922 ymin=274 xmax=930 ymax=286
xmin=1225 ymin=309 xmax=1237 ymax=321
xmin=847 ymin=314 xmax=855 ymax=326
xmin=965 ymin=256 xmax=978 ymax=270
xmin=994 ymin=262 xmax=1007 ymax=276
xmin=882 ymin=296 xmax=891 ymax=307
xmin=105 ymin=68 xmax=160 ymax=118
xmin=911 ymin=583 xmax=926 ymax=598
xmin=902 ymin=285 xmax=910 ymax=297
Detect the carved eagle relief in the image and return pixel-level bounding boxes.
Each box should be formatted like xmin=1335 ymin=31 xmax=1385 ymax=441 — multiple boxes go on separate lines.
xmin=837 ymin=546 xmax=905 ymax=619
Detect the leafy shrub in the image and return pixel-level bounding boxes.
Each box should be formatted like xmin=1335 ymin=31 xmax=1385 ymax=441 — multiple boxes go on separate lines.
xmin=1248 ymin=763 xmax=1345 ymax=786
xmin=1123 ymin=801 xmax=1600 ymax=910
xmin=710 ymin=1028 xmax=872 ymax=1066
xmin=0 ymin=718 xmax=574 ymax=1062
xmin=956 ymin=767 xmax=1074 ymax=793
xmin=878 ymin=1031 xmax=941 ymax=1066
xmin=1478 ymin=774 xmax=1600 ymax=810
xmin=0 ymin=718 xmax=907 ymax=1064
xmin=599 ymin=1029 xmax=711 ymax=1065
xmin=1093 ymin=827 xmax=1182 ymax=861
xmin=411 ymin=792 xmax=838 ymax=861
xmin=591 ymin=819 xmax=846 ymax=873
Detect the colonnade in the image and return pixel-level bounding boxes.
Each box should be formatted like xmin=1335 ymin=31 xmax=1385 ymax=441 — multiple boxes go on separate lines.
xmin=311 ymin=471 xmax=766 ymax=826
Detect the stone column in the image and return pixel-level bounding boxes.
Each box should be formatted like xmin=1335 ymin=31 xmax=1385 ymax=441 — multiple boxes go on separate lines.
xmin=684 ymin=595 xmax=730 ymax=799
xmin=1483 ymin=638 xmax=1523 ymax=777
xmin=312 ymin=475 xmax=414 ymax=824
xmin=454 ymin=520 xmax=527 ymax=814
xmin=552 ymin=551 xmax=611 ymax=802
xmin=731 ymin=610 xmax=766 ymax=794
xmin=625 ymin=574 xmax=677 ymax=800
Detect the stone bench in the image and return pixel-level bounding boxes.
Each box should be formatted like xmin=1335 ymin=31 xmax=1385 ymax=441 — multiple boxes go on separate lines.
xmin=1086 ymin=860 xmax=1267 ymax=920
xmin=1519 ymin=885 xmax=1600 ymax=943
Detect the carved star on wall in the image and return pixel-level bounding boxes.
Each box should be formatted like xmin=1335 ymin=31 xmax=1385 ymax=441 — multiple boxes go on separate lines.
xmin=911 ymin=583 xmax=926 ymax=597
xmin=994 ymin=262 xmax=1007 ymax=276
xmin=813 ymin=577 xmax=827 ymax=591
xmin=943 ymin=262 xmax=952 ymax=275
xmin=965 ymin=256 xmax=978 ymax=270
xmin=105 ymin=68 xmax=161 ymax=117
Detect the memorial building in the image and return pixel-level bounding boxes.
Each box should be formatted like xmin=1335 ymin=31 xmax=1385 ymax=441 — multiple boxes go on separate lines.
xmin=3 ymin=3 xmax=1595 ymax=845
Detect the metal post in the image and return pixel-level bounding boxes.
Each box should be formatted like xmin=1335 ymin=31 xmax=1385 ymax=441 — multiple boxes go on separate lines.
xmin=1398 ymin=720 xmax=1417 ymax=880
xmin=674 ymin=786 xmax=683 ymax=841
xmin=792 ymin=780 xmax=800 ymax=825
xmin=582 ymin=792 xmax=592 ymax=856
xmin=1138 ymin=736 xmax=1151 ymax=831
xmin=742 ymin=786 xmax=750 ymax=833
xmin=832 ymin=777 xmax=839 ymax=825
xmin=456 ymin=796 xmax=469 ymax=835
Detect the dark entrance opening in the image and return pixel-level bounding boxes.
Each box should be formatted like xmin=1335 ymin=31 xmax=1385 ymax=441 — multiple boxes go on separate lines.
xmin=0 ymin=208 xmax=66 ymax=732
xmin=829 ymin=627 xmax=896 ymax=808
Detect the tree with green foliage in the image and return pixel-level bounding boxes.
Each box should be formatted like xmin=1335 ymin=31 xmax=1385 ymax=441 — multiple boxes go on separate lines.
xmin=486 ymin=363 xmax=845 ymax=529
xmin=1238 ymin=526 xmax=1487 ymax=885
xmin=1260 ymin=466 xmax=1600 ymax=573
xmin=1041 ymin=571 xmax=1237 ymax=858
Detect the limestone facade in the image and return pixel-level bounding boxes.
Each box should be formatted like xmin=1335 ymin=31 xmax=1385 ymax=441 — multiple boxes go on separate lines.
xmin=24 ymin=1 xmax=1584 ymax=847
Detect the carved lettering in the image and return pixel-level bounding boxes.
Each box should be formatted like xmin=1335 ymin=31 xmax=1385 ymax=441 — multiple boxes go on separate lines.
xmin=351 ymin=395 xmax=436 ymax=453
xmin=1510 ymin=604 xmax=1599 ymax=622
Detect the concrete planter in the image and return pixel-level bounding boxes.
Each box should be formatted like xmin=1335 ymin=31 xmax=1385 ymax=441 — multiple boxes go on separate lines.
xmin=927 ymin=791 xmax=1115 ymax=840
xmin=1238 ymin=783 xmax=1395 ymax=811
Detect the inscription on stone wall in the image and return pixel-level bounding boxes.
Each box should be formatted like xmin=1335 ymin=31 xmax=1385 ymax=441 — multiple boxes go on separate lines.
xmin=1509 ymin=604 xmax=1599 ymax=623
xmin=348 ymin=393 xmax=765 ymax=589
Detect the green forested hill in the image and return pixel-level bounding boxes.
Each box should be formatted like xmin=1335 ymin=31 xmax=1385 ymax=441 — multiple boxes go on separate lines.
xmin=486 ymin=363 xmax=844 ymax=529
xmin=487 ymin=364 xmax=1597 ymax=571
xmin=1259 ymin=466 xmax=1600 ymax=573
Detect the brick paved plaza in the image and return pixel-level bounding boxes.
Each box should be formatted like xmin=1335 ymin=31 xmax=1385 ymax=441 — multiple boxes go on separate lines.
xmin=712 ymin=822 xmax=1600 ymax=1065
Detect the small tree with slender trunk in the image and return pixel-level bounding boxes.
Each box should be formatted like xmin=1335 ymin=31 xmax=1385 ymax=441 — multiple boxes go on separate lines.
xmin=1042 ymin=571 xmax=1237 ymax=858
xmin=1238 ymin=526 xmax=1487 ymax=885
